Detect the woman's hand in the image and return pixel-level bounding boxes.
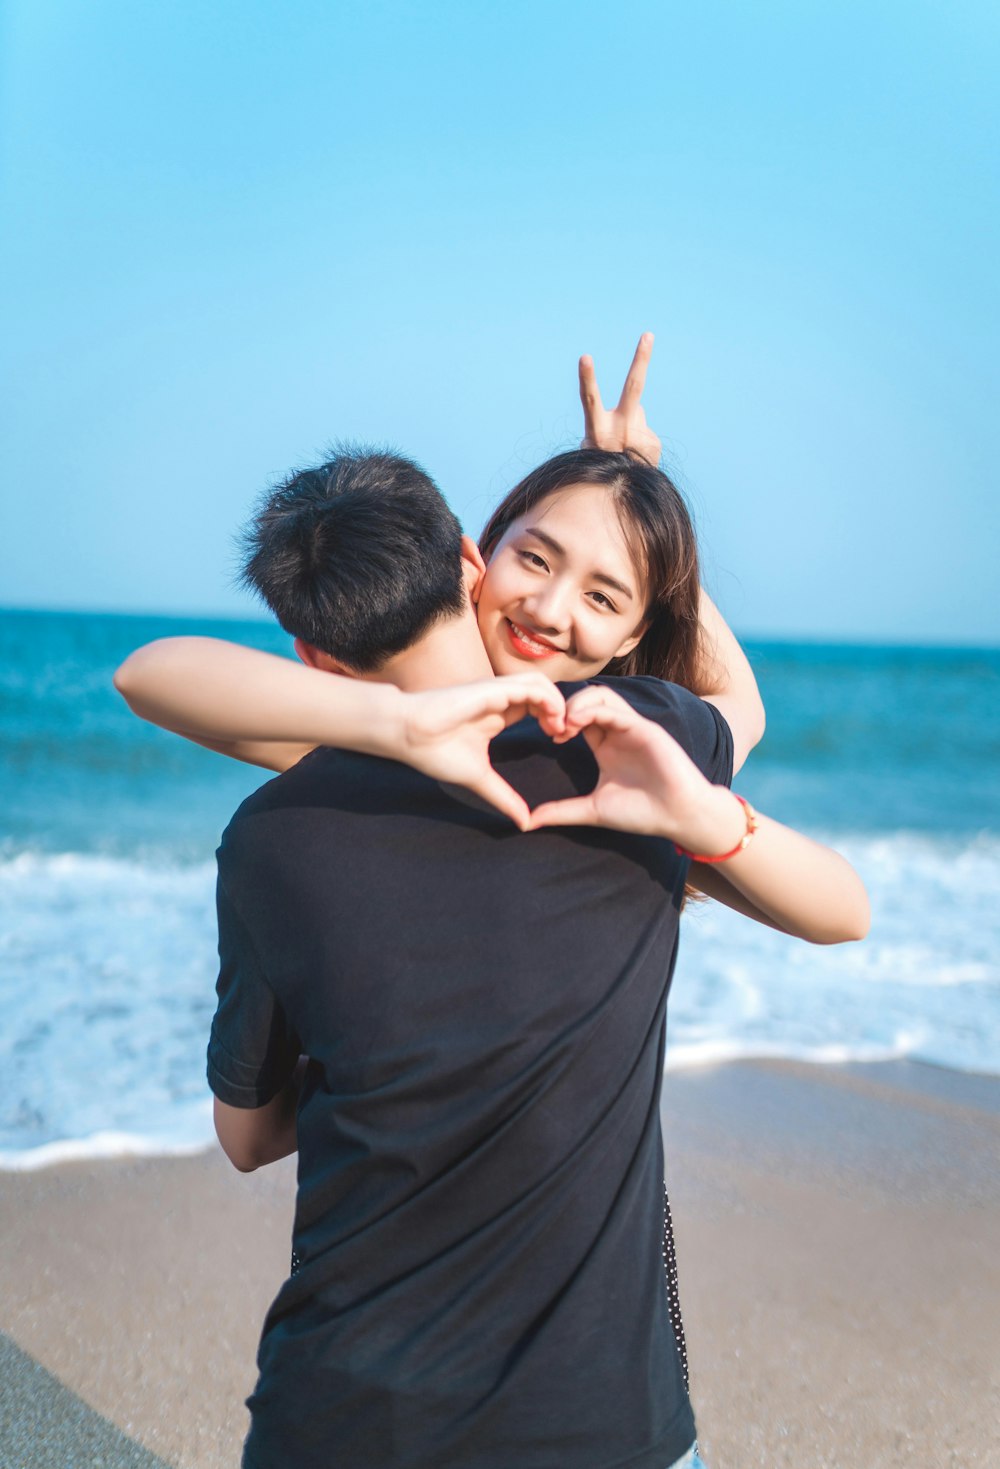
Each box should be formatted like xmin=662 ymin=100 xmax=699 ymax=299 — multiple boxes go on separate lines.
xmin=526 ymin=685 xmax=742 ymax=849
xmin=579 ymin=332 xmax=662 ymax=466
xmin=527 ymin=686 xmax=870 ymax=945
xmin=398 ymin=675 xmax=567 ymax=830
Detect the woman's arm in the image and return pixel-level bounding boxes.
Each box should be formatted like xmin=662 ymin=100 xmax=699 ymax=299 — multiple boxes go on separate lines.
xmin=114 ymin=639 xmax=567 ymax=828
xmin=691 ymin=588 xmax=766 ymax=776
xmin=527 ymin=684 xmax=870 ymax=945
xmin=114 ymin=638 xmax=378 ymax=771
xmin=685 ymin=806 xmax=869 ymax=944
xmin=579 ymin=334 xmax=765 ymax=772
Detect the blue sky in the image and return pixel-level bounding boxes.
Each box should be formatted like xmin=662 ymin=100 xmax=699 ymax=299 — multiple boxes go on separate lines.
xmin=1 ymin=0 xmax=997 ymax=643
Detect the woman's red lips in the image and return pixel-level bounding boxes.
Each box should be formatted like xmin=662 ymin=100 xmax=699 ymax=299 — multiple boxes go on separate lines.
xmin=505 ymin=619 xmax=563 ymax=658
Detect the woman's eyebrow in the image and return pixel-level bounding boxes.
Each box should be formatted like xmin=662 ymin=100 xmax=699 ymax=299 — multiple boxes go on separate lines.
xmin=523 ymin=526 xmax=635 ymax=601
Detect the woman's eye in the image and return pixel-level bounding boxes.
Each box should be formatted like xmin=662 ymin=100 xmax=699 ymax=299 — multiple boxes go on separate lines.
xmin=518 ymin=550 xmax=548 ymax=570
xmin=589 ymin=591 xmax=617 ymax=612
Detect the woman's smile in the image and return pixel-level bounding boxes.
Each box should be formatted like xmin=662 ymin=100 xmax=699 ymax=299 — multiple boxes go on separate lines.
xmin=503 ymin=618 xmax=567 ymax=659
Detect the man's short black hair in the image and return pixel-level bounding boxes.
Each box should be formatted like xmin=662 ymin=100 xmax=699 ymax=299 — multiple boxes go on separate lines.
xmin=239 ymin=445 xmax=466 ymax=671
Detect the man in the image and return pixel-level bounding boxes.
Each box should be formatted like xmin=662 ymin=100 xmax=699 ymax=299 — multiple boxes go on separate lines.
xmin=115 ymin=445 xmax=867 ymax=1469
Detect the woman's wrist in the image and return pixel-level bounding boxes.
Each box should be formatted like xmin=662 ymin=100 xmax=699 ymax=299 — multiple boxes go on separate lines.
xmin=672 ymin=786 xmax=753 ymax=862
xmin=362 ymin=683 xmax=409 ymax=761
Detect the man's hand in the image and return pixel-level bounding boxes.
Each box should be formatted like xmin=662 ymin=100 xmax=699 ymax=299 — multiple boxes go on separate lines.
xmin=527 ymin=685 xmax=744 ymax=853
xmin=397 ymin=675 xmax=567 ymax=830
xmin=579 ymin=332 xmax=662 ymax=466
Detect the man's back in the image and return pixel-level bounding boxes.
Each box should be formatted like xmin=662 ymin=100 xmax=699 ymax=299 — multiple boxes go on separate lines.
xmin=209 ymin=678 xmax=731 ymax=1469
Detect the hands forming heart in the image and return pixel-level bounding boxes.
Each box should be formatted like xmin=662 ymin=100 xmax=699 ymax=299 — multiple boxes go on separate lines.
xmin=399 ymin=675 xmax=744 ymax=856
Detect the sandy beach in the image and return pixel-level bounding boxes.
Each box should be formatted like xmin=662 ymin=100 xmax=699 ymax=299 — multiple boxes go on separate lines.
xmin=1 ymin=1057 xmax=997 ymax=1469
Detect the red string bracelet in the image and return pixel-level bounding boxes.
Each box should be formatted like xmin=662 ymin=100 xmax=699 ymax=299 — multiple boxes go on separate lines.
xmin=674 ymin=795 xmax=758 ymax=864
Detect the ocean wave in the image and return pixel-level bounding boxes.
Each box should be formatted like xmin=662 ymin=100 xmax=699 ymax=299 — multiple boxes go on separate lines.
xmin=1 ymin=833 xmax=998 ymax=1165
xmin=0 ymin=1124 xmax=215 ymax=1173
xmin=665 ymin=1035 xmax=922 ymax=1071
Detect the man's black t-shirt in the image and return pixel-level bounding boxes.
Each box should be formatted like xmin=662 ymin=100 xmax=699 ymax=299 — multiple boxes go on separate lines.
xmin=207 ymin=677 xmax=733 ymax=1469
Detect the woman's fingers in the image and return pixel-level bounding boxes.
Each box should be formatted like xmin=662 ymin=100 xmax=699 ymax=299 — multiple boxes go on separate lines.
xmin=534 ymin=703 xmax=568 ymax=738
xmin=526 ymin=796 xmax=598 ymax=830
xmin=562 ymin=685 xmax=636 ymax=736
xmin=470 ymin=675 xmax=566 ymax=729
xmin=578 ymin=354 xmax=605 ymax=440
xmin=617 ymin=332 xmax=653 ymax=411
xmin=501 ymin=676 xmax=566 ymax=733
xmin=472 ymin=769 xmax=533 ymax=831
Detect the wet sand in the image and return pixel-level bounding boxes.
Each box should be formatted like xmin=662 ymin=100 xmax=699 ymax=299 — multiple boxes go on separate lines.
xmin=1 ymin=1058 xmax=997 ymax=1468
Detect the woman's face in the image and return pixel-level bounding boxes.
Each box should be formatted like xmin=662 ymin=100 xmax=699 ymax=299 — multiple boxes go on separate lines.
xmin=475 ymin=482 xmax=648 ymax=683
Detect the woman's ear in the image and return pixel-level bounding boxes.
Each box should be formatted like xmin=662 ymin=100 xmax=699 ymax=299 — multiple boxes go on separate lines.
xmin=460 ymin=534 xmax=488 ymax=606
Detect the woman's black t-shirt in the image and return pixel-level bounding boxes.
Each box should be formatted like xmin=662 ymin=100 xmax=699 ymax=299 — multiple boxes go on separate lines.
xmin=207 ymin=676 xmax=733 ymax=1469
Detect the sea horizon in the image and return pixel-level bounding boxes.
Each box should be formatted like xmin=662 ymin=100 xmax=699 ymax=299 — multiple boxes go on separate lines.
xmin=3 ymin=601 xmax=998 ymax=655
xmin=2 ymin=607 xmax=998 ymax=1166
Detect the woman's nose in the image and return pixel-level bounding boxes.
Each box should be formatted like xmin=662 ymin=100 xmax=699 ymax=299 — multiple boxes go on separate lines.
xmin=523 ymin=581 xmax=571 ymax=633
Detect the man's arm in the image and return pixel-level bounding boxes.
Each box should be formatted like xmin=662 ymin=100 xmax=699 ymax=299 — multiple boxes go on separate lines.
xmin=528 ymin=684 xmax=870 ymax=945
xmin=209 ymin=871 xmax=308 ymax=1172
xmin=213 ymin=1056 xmax=308 ymax=1172
xmin=578 ymin=334 xmax=765 ymax=773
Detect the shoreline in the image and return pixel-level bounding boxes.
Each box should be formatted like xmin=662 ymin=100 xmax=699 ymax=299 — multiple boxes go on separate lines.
xmin=4 ymin=1052 xmax=999 ymax=1175
xmin=2 ymin=1057 xmax=998 ymax=1468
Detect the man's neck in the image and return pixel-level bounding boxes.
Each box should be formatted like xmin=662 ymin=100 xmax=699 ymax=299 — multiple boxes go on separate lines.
xmin=363 ymin=612 xmax=495 ymax=693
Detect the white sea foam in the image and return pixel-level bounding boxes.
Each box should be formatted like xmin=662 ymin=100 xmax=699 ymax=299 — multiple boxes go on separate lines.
xmin=669 ymin=829 xmax=1000 ymax=1077
xmin=1 ymin=833 xmax=998 ymax=1165
xmin=0 ymin=1126 xmax=214 ymax=1172
xmin=1 ymin=853 xmax=221 ymax=1166
xmin=664 ymin=1037 xmax=916 ymax=1071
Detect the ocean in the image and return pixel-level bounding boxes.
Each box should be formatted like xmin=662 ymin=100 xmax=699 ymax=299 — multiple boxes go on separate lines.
xmin=2 ymin=607 xmax=998 ymax=1168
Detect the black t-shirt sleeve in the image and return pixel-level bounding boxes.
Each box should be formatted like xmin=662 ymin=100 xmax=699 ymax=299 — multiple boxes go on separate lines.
xmin=589 ymin=675 xmax=734 ymax=789
xmin=207 ymin=872 xmax=301 ymax=1109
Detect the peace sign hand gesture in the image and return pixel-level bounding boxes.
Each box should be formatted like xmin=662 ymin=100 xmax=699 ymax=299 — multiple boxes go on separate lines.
xmin=579 ymin=332 xmax=662 ymax=467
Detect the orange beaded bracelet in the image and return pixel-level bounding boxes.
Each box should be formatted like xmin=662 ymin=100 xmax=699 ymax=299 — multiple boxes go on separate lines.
xmin=674 ymin=795 xmax=758 ymax=864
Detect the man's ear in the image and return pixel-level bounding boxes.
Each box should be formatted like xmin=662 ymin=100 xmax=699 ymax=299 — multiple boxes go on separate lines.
xmin=293 ymin=637 xmax=353 ymax=677
xmin=460 ymin=534 xmax=488 ymax=606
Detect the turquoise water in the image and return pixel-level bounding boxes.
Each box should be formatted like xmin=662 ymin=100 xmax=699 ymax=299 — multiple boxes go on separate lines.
xmin=740 ymin=640 xmax=1000 ymax=836
xmin=2 ymin=608 xmax=998 ymax=1163
xmin=0 ymin=609 xmax=288 ymax=861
